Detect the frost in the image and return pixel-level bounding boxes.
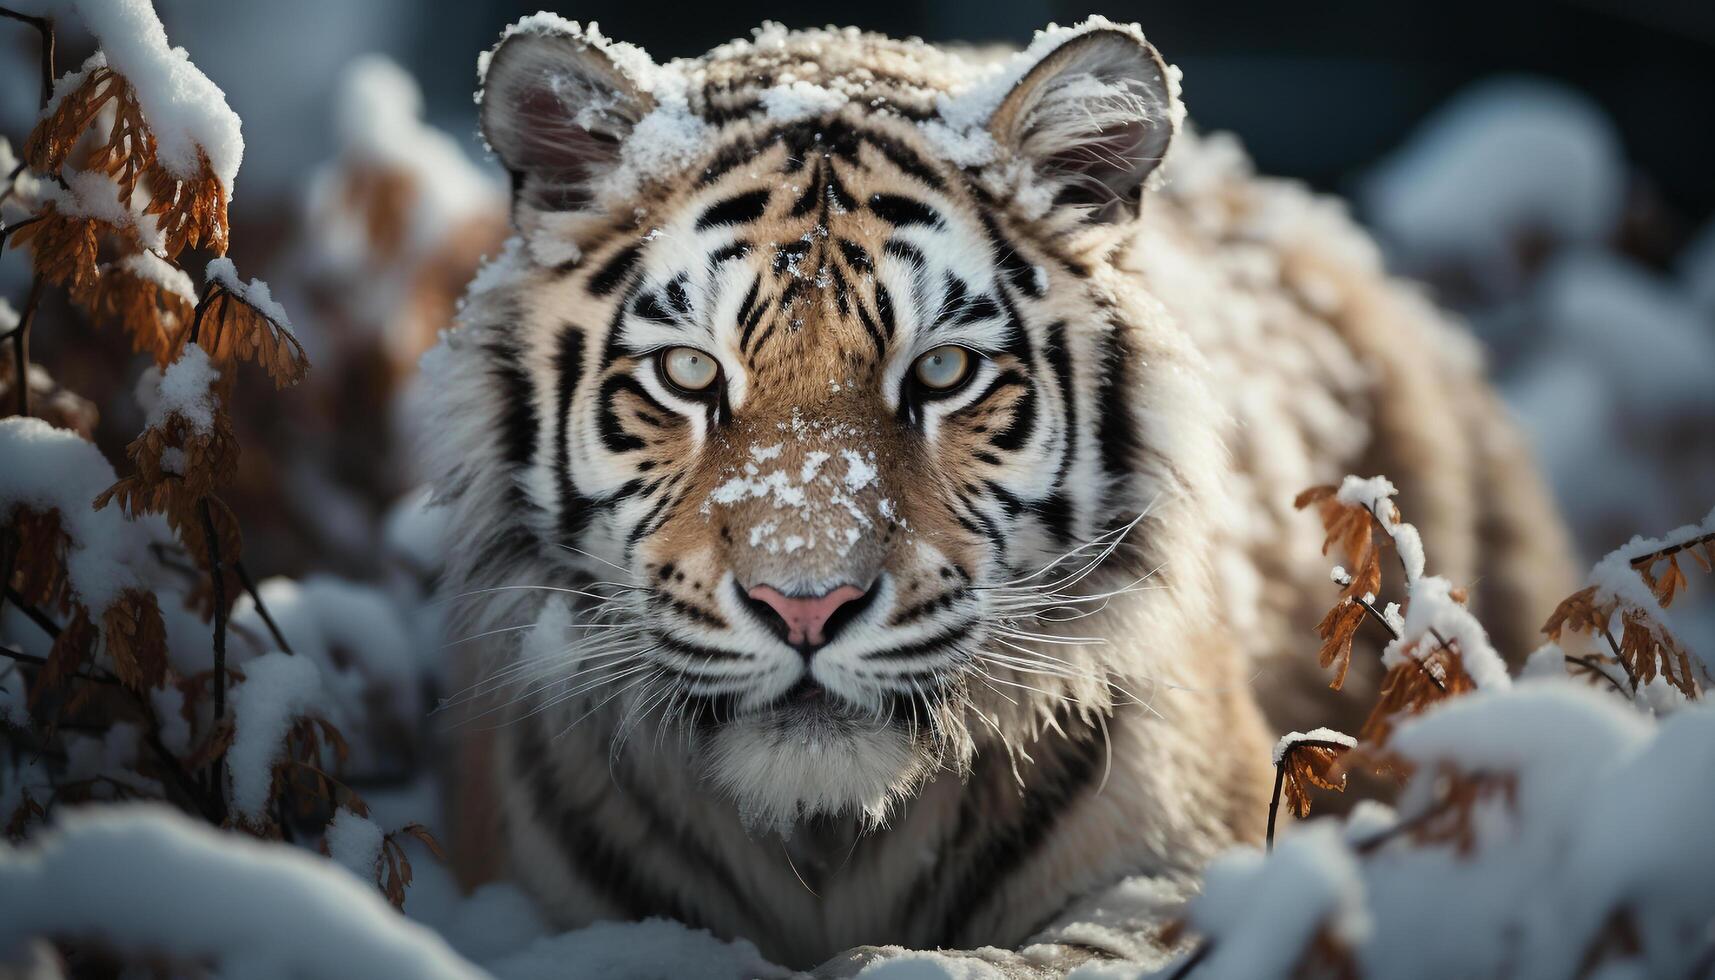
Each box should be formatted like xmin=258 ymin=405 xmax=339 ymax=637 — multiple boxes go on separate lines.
xmin=841 ymin=450 xmax=878 ymax=492
xmin=16 ymin=0 xmax=244 ymax=187
xmin=1272 ymin=728 xmax=1356 ymax=765
xmin=206 ymin=257 xmax=295 ymax=334
xmin=226 ymin=652 xmax=326 ymax=821
xmin=117 ymin=250 xmax=196 ymax=305
xmin=761 ymin=80 xmax=848 ymax=122
xmin=325 ymin=807 xmax=385 ymax=880
xmin=0 ymin=417 xmax=155 ymax=614
xmin=147 ymin=343 xmax=219 ymax=434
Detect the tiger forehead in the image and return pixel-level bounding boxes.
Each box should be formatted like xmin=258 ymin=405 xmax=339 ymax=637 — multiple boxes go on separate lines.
xmin=595 ymin=122 xmax=1000 ymax=387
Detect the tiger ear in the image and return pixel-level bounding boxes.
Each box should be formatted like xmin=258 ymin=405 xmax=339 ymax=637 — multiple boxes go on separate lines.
xmin=988 ymin=29 xmax=1180 ymax=224
xmin=478 ymin=22 xmax=655 ymax=214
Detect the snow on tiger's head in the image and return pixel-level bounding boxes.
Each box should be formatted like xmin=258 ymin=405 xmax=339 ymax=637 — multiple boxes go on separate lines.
xmin=422 ymin=17 xmax=1229 ymax=829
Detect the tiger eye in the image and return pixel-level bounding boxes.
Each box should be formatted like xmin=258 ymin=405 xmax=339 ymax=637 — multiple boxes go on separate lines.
xmin=662 ymin=347 xmax=719 ymax=392
xmin=912 ymin=345 xmax=972 ymax=390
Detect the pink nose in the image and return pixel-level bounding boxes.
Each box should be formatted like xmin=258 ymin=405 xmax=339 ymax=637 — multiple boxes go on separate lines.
xmin=746 ymin=584 xmax=867 ymax=649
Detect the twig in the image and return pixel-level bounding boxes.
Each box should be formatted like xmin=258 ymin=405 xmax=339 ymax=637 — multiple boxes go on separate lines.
xmin=235 ymin=558 xmax=294 ymax=655
xmin=1331 ymin=569 xmax=1447 ymax=693
xmin=1265 ymin=738 xmax=1354 ymax=851
xmin=1163 ymin=939 xmax=1213 ymax=979
xmin=1629 ymin=532 xmax=1715 ymax=570
xmin=2 ymin=586 xmax=61 ymax=639
xmin=1566 ymin=654 xmax=1630 ymax=697
xmin=198 ymin=498 xmax=229 ymax=720
xmin=1265 ymin=763 xmax=1286 ymax=852
xmin=0 ymin=6 xmax=54 ymax=110
xmin=0 ymin=214 xmax=44 ymax=246
xmin=0 ymin=589 xmax=225 ymax=822
xmin=6 ymin=276 xmax=43 ymax=417
xmin=0 ymin=644 xmax=125 ymax=687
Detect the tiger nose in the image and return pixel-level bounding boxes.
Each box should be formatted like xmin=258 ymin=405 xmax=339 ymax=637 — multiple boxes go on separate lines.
xmin=745 ymin=584 xmax=868 ymax=653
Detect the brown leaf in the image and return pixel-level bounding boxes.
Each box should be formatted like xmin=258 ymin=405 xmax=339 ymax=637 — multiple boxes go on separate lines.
xmin=1359 ymin=643 xmax=1476 ymax=746
xmin=1542 ymin=586 xmax=1606 ymax=642
xmin=101 ymin=588 xmax=168 ymax=692
xmin=4 ymin=505 xmax=72 ymax=610
xmin=1280 ymin=740 xmax=1351 ymax=819
xmin=142 ymin=154 xmax=229 ymax=257
xmin=1314 ymin=599 xmax=1366 ymax=691
xmin=83 ymin=257 xmax=196 ymax=367
xmin=199 ymin=287 xmax=308 ymax=388
xmin=29 ymin=607 xmax=95 ymax=713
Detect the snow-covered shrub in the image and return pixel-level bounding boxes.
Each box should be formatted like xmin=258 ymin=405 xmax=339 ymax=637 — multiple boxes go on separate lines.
xmin=0 ymin=0 xmax=440 ymax=948
xmin=1155 ymin=477 xmax=1715 ymax=979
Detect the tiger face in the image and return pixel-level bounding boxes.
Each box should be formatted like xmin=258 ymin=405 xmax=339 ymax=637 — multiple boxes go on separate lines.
xmin=436 ymin=18 xmax=1222 ymax=831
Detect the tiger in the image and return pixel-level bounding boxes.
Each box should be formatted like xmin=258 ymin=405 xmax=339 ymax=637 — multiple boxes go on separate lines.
xmin=420 ymin=15 xmax=1575 ymax=976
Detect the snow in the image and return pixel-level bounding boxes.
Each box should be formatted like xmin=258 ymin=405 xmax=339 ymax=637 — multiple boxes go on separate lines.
xmin=325 ymin=807 xmax=384 ymax=880
xmin=1272 ymin=728 xmax=1356 ymax=765
xmin=36 ymin=167 xmax=168 ymax=253
xmin=1359 ymin=78 xmax=1623 ymax=288
xmin=1383 ymin=575 xmax=1511 ymax=690
xmin=206 ymin=256 xmax=295 ymax=333
xmin=24 ymin=0 xmax=243 ymax=187
xmin=1167 ymin=679 xmax=1715 ymax=979
xmin=116 ymin=250 xmax=197 ymax=305
xmin=761 ymin=80 xmax=848 ymax=122
xmin=1334 ymin=475 xmax=1424 ymax=583
xmin=225 ymin=651 xmax=326 ymax=821
xmin=0 ymin=804 xmax=482 ymax=980
xmin=146 ymin=343 xmax=219 ymax=433
xmin=0 ymin=416 xmax=155 ymax=614
xmin=1188 ymin=823 xmax=1371 ymax=979
xmin=230 ymin=574 xmax=422 ymax=725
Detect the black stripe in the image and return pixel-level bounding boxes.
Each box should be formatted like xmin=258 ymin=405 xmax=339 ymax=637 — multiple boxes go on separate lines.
xmin=934 ymin=724 xmax=1106 ymax=945
xmin=874 ymin=284 xmax=897 ymax=340
xmin=552 ymin=326 xmax=593 ymax=543
xmin=708 ymin=241 xmax=751 ymax=265
xmin=883 ymin=239 xmax=925 ymax=267
xmin=837 ymin=238 xmax=872 ymax=271
xmin=954 ymin=294 xmax=1000 ymax=324
xmin=596 ymin=374 xmax=650 ymax=453
xmin=486 ymin=342 xmax=538 ymax=469
xmin=936 ymin=274 xmax=969 ymax=324
xmin=1096 ymin=326 xmax=1139 ymax=485
xmin=789 ymin=163 xmax=822 ymax=217
xmin=860 ymin=132 xmax=945 ymax=190
xmin=695 ymin=189 xmax=771 ymax=230
xmin=853 ymin=297 xmax=886 ymax=355
xmin=979 ymin=212 xmax=1045 ymax=299
xmin=588 ymin=243 xmax=644 ymax=297
xmin=869 ymin=193 xmax=942 ymax=228
xmin=861 ymin=626 xmax=967 ymax=662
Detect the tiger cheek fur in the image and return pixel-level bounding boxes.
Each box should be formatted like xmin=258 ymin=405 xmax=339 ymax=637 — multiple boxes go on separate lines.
xmin=421 ymin=15 xmax=1574 ymax=973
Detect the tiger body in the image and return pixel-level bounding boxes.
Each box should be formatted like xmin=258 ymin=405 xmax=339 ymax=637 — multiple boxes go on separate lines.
xmin=424 ymin=16 xmax=1573 ymax=974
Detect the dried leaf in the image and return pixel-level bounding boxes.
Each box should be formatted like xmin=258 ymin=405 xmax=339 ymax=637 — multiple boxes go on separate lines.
xmin=142 ymin=154 xmax=229 ymax=257
xmin=4 ymin=505 xmax=72 ymax=611
xmin=1359 ymin=644 xmax=1476 ymax=746
xmin=1314 ymin=599 xmax=1366 ymax=691
xmin=1542 ymin=586 xmax=1606 ymax=642
xmin=9 ymin=202 xmax=105 ymax=296
xmin=101 ymin=588 xmax=167 ymax=692
xmin=199 ymin=287 xmax=308 ymax=387
xmin=1280 ymin=740 xmax=1351 ymax=819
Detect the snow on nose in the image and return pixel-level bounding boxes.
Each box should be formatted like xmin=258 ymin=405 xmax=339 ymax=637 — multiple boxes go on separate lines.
xmin=746 ymin=583 xmax=866 ymax=648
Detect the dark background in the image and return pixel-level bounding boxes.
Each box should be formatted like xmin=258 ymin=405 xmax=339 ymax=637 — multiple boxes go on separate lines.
xmin=406 ymin=0 xmax=1715 ymax=232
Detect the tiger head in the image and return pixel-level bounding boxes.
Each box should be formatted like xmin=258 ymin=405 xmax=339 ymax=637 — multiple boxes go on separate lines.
xmin=428 ymin=17 xmax=1231 ymax=831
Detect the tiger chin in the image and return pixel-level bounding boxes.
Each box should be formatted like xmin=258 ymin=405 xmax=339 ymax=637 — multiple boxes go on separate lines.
xmin=422 ymin=14 xmax=1574 ymax=977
